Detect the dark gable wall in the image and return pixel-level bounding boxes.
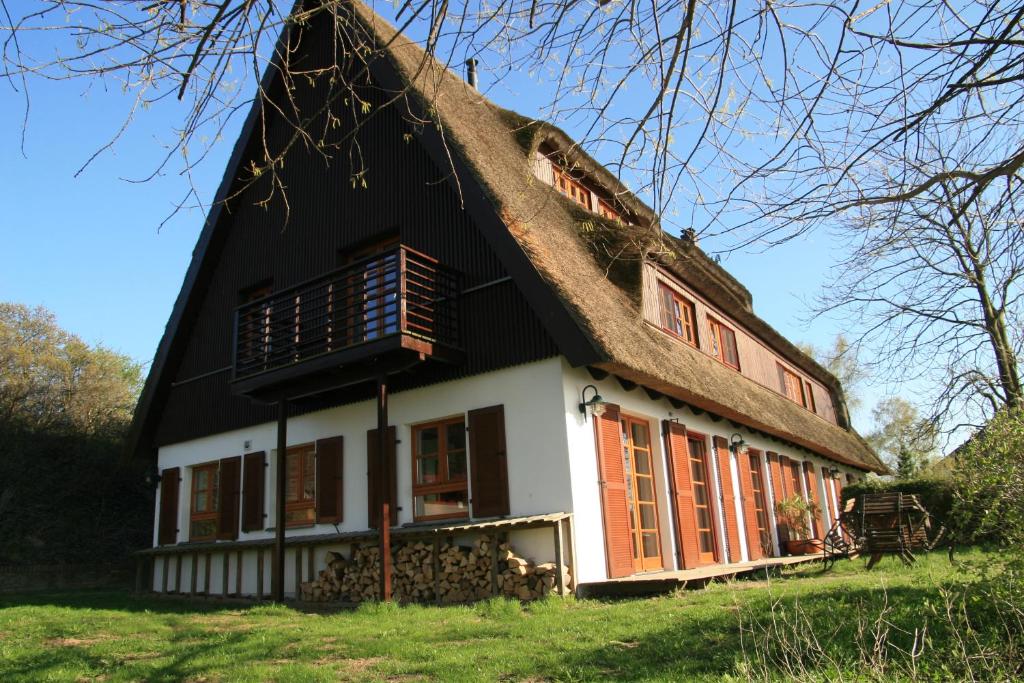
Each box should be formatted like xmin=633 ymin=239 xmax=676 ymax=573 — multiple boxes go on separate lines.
xmin=153 ymin=24 xmax=558 ymax=447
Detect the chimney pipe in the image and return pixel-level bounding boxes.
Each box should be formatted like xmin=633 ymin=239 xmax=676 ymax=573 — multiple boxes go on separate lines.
xmin=465 ymin=58 xmax=479 ymax=89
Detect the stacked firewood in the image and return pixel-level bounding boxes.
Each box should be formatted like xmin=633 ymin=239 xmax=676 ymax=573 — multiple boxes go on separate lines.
xmin=299 ymin=535 xmax=572 ymax=604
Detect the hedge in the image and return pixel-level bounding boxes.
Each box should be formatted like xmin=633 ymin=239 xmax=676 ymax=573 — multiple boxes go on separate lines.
xmin=841 ymin=477 xmax=955 ymax=525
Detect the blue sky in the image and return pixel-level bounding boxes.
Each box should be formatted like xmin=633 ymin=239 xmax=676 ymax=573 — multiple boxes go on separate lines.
xmin=0 ymin=10 xmax=885 ymax=432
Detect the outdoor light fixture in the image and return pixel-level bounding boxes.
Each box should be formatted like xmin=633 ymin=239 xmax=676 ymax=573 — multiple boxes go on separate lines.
xmin=729 ymin=433 xmax=749 ymax=456
xmin=829 ymin=467 xmax=841 ymax=479
xmin=578 ymin=384 xmax=606 ymax=421
xmin=143 ymin=465 xmax=162 ymax=490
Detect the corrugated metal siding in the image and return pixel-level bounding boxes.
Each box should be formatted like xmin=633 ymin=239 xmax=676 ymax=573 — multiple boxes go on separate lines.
xmin=152 ymin=48 xmax=558 ymax=447
xmin=641 ymin=263 xmax=840 ymax=425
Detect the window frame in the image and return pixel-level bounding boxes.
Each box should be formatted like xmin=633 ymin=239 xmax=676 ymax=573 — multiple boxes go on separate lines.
xmin=284 ymin=442 xmax=317 ymax=528
xmin=189 ymin=461 xmax=220 ymax=542
xmin=412 ymin=416 xmax=470 ymax=522
xmin=708 ymin=316 xmax=741 ymax=370
xmin=777 ymin=363 xmax=808 ymax=408
xmin=553 ymin=166 xmax=593 ymax=210
xmin=658 ymin=283 xmax=699 ymax=347
xmin=804 ymin=380 xmax=817 ymax=413
xmin=684 ymin=429 xmax=720 ymax=565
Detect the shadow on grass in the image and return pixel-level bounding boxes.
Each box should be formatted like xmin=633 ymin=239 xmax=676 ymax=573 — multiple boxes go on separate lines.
xmin=522 ymin=583 xmax=955 ymax=681
xmin=0 ymin=588 xmax=240 ymax=615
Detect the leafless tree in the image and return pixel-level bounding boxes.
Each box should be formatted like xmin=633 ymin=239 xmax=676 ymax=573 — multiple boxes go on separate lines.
xmin=817 ymin=124 xmax=1024 ymax=432
xmin=3 ymin=0 xmax=1023 ymax=425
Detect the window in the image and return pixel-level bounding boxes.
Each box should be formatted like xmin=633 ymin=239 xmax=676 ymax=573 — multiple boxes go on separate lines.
xmin=708 ymin=317 xmax=740 ymax=369
xmin=413 ymin=417 xmax=468 ymax=521
xmin=804 ymin=380 xmax=817 ymax=413
xmin=285 ymin=443 xmax=316 ymax=526
xmin=553 ymin=167 xmax=592 ymax=209
xmin=620 ymin=416 xmax=662 ymax=571
xmin=189 ymin=463 xmax=219 ymax=541
xmin=748 ymin=452 xmax=773 ymax=556
xmin=788 ymin=459 xmax=804 ymax=500
xmin=687 ymin=435 xmax=718 ymax=563
xmin=778 ymin=364 xmax=808 ymax=408
xmin=659 ymin=284 xmax=698 ymax=346
xmin=346 ymin=237 xmax=401 ymax=343
xmin=598 ymin=199 xmax=621 ymax=222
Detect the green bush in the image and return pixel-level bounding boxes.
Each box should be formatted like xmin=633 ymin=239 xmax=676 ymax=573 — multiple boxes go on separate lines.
xmin=841 ymin=476 xmax=955 ymax=524
xmin=951 ymin=407 xmax=1024 ymax=549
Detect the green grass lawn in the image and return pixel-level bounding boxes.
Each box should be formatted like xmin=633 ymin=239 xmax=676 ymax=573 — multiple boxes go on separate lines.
xmin=0 ymin=549 xmax=1010 ymax=682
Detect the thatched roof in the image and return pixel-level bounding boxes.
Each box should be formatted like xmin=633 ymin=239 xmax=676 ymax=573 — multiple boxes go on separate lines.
xmin=350 ymin=0 xmax=884 ymax=473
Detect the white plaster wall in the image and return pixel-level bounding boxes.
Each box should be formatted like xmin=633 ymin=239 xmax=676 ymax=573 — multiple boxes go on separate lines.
xmin=152 ymin=358 xmax=573 ymax=595
xmin=560 ymin=361 xmax=866 ymax=583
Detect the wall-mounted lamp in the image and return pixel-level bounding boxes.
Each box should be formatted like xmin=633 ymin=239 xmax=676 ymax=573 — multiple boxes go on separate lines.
xmin=829 ymin=467 xmax=841 ymax=479
xmin=578 ymin=384 xmax=606 ymax=421
xmin=729 ymin=433 xmax=749 ymax=457
xmin=143 ymin=464 xmax=162 ymax=490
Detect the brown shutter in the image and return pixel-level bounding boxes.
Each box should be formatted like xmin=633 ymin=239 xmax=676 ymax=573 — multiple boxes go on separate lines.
xmin=468 ymin=405 xmax=510 ymax=518
xmin=158 ymin=467 xmax=180 ymax=546
xmin=737 ymin=455 xmax=763 ymax=561
xmin=367 ymin=427 xmax=397 ymax=529
xmin=713 ymin=436 xmax=741 ymax=563
xmin=217 ymin=456 xmax=242 ymax=540
xmin=594 ymin=403 xmax=634 ymax=579
xmin=315 ymin=436 xmax=344 ymax=524
xmin=241 ymin=451 xmax=266 ymax=532
xmin=803 ymin=461 xmax=823 ymax=538
xmin=663 ymin=421 xmax=702 ymax=569
xmin=767 ymin=452 xmax=788 ymax=545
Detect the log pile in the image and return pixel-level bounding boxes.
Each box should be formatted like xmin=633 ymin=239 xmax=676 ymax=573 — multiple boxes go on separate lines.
xmin=299 ymin=535 xmax=572 ymax=604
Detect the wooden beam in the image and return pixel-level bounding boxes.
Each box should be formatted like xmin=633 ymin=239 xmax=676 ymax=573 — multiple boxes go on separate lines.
xmin=235 ymin=550 xmax=243 ymax=597
xmin=490 ymin=535 xmax=499 ymax=596
xmin=586 ymin=366 xmax=609 ymax=381
xmin=617 ymin=377 xmax=638 ymax=392
xmin=377 ymin=376 xmax=392 ymax=602
xmin=432 ymin=536 xmax=441 ymax=606
xmin=256 ymin=548 xmax=264 ymax=601
xmin=553 ymin=520 xmax=566 ymax=597
xmin=273 ymin=399 xmax=287 ymax=602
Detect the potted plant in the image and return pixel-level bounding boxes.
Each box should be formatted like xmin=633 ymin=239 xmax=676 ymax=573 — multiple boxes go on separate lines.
xmin=774 ymin=494 xmax=823 ymax=555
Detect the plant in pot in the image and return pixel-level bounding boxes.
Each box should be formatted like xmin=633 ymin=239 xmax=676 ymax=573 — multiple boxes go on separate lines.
xmin=775 ymin=494 xmax=823 ymax=555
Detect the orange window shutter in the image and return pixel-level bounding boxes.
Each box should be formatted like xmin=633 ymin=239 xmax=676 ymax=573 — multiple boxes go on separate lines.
xmin=663 ymin=420 xmax=702 ymax=569
xmin=803 ymin=462 xmax=823 ymax=538
xmin=737 ymin=455 xmax=763 ymax=561
xmin=713 ymin=436 xmax=741 ymax=563
xmin=594 ymin=403 xmax=634 ymax=579
xmin=769 ymin=452 xmax=790 ymax=545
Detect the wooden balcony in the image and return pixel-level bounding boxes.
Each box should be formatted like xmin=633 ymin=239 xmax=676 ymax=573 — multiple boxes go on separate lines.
xmin=231 ymin=245 xmax=460 ymax=400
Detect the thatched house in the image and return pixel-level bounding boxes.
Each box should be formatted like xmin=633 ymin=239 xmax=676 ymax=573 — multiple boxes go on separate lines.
xmin=130 ymin=0 xmax=884 ymax=601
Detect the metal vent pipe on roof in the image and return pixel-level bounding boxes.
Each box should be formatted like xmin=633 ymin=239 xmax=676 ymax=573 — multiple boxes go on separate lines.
xmin=466 ymin=58 xmax=479 ymax=89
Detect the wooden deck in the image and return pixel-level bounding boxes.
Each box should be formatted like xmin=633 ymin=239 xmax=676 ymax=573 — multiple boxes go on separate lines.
xmin=577 ymin=554 xmax=824 ymax=598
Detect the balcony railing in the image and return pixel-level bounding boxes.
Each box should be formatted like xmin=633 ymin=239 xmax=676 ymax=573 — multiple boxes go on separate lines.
xmin=232 ymin=246 xmax=459 ymax=383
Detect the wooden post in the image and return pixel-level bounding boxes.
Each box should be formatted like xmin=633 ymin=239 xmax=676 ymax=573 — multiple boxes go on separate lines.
xmin=306 ymin=546 xmax=315 ymax=582
xmin=564 ymin=516 xmax=577 ymax=597
xmin=256 ymin=548 xmax=264 ymax=601
xmin=190 ymin=553 xmax=198 ymax=596
xmin=221 ymin=553 xmax=229 ymax=597
xmin=294 ymin=547 xmax=302 ymax=599
xmin=174 ymin=554 xmax=182 ymax=594
xmin=273 ymin=399 xmax=287 ymax=602
xmin=553 ymin=520 xmax=566 ymax=597
xmin=204 ymin=552 xmax=212 ymax=595
xmin=235 ymin=550 xmax=243 ymax=597
xmin=432 ymin=535 xmax=441 ymax=605
xmin=377 ymin=376 xmax=392 ymax=602
xmin=161 ymin=555 xmax=169 ymax=594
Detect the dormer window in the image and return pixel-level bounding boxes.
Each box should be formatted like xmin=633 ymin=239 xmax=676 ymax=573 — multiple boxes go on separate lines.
xmin=708 ymin=316 xmax=740 ymax=370
xmin=553 ymin=167 xmax=592 ymax=209
xmin=659 ymin=283 xmax=698 ymax=347
xmin=598 ymin=199 xmax=621 ymax=222
xmin=778 ymin=363 xmax=808 ymax=409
